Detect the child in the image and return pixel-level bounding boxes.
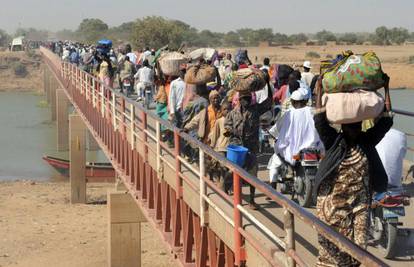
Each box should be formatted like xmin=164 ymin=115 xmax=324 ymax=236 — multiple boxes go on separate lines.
xmin=209 ymin=101 xmax=232 ymax=193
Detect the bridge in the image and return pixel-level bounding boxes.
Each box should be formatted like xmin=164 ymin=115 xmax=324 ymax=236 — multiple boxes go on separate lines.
xmin=40 ymin=46 xmax=400 ymax=267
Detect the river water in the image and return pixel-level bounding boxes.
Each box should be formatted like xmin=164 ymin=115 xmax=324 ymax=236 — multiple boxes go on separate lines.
xmin=0 ymin=92 xmax=108 ymax=181
xmin=0 ymin=90 xmax=413 ymax=181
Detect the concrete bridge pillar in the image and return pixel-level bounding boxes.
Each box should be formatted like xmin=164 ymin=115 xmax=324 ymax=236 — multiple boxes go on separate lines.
xmin=44 ymin=67 xmax=50 ymax=102
xmin=50 ymin=83 xmax=57 ymax=121
xmin=108 ymin=189 xmax=147 ymax=267
xmin=56 ymin=89 xmax=69 ymax=151
xmin=69 ymin=114 xmax=86 ymax=204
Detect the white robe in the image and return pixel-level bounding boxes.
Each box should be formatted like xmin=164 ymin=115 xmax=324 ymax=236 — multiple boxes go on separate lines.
xmin=376 ymin=129 xmax=407 ymax=188
xmin=272 ymin=106 xmax=324 ymax=165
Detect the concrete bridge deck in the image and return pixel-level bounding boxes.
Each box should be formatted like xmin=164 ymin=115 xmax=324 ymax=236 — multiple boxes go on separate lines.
xmin=40 ymin=46 xmax=414 ymax=267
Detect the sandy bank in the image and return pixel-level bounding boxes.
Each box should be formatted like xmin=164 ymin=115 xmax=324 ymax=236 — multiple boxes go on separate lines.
xmin=0 ymin=181 xmax=177 ymax=267
xmin=0 ymin=51 xmax=43 ymax=92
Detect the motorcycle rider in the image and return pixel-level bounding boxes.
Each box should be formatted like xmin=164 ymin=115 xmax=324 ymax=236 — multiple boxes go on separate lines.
xmin=267 ymin=85 xmax=323 ymax=191
xmin=134 ymin=59 xmax=154 ymax=101
xmin=119 ymin=56 xmax=135 ymax=94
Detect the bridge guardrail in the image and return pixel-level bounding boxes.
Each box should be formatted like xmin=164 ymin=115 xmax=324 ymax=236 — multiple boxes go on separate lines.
xmin=41 ymin=46 xmax=391 ymax=267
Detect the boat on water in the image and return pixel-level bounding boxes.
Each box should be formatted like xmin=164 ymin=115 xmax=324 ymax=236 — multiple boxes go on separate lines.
xmin=42 ymin=155 xmax=115 ymax=183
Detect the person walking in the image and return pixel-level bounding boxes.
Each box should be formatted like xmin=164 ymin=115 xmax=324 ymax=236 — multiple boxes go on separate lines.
xmin=224 ymin=93 xmax=260 ymax=209
xmin=301 ymin=61 xmax=314 ymax=87
xmin=313 ymin=77 xmax=392 ymax=266
xmin=169 ymin=69 xmax=186 ymax=128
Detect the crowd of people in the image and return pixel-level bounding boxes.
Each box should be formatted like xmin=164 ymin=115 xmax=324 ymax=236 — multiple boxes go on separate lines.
xmin=45 ymin=40 xmax=407 ymax=266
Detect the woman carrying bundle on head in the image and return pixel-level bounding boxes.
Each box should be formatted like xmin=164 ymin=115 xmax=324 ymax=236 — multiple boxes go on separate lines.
xmin=313 ymin=74 xmax=393 ymax=266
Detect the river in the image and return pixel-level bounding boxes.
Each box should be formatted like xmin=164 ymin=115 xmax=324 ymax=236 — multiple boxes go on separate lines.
xmin=0 ymin=92 xmax=108 ymax=181
xmin=0 ymin=90 xmax=413 ymax=181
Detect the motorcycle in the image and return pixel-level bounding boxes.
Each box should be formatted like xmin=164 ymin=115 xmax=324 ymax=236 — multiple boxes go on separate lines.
xmin=369 ymin=190 xmax=410 ymax=259
xmin=259 ymin=105 xmax=281 ymax=153
xmin=121 ymin=77 xmax=133 ymax=97
xmin=143 ymin=84 xmax=153 ymax=109
xmin=278 ymin=148 xmax=320 ymax=207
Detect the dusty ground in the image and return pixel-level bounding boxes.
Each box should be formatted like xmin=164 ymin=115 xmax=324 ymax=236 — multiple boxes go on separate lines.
xmin=0 ymin=50 xmax=42 ymax=92
xmin=0 ymin=181 xmax=178 ymax=267
xmin=223 ymin=44 xmax=414 ymax=89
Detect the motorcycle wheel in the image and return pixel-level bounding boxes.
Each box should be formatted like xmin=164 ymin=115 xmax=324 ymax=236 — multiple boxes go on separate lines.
xmin=295 ymin=168 xmax=313 ymax=207
xmin=382 ymin=223 xmax=398 ymax=259
xmin=145 ymin=91 xmax=151 ymax=109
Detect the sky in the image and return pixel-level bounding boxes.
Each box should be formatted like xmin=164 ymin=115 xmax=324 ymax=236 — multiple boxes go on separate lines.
xmin=0 ymin=0 xmax=413 ymax=34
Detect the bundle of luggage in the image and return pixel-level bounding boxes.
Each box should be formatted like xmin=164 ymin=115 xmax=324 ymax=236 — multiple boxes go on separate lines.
xmin=321 ymin=51 xmax=389 ymax=124
xmin=230 ymin=68 xmax=266 ymax=93
xmin=96 ymin=39 xmax=112 ymax=57
xmin=184 ymin=64 xmax=217 ymax=85
xmin=189 ymin=48 xmax=217 ymax=62
xmin=158 ymin=52 xmax=189 ymax=76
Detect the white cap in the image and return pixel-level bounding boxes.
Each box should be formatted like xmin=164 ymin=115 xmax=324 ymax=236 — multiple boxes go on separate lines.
xmin=291 ymin=90 xmax=306 ymax=101
xmin=303 ymin=61 xmax=312 ymax=69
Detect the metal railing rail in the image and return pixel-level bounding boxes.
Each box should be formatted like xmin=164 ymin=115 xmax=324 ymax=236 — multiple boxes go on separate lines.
xmin=41 ymin=47 xmax=389 ymax=267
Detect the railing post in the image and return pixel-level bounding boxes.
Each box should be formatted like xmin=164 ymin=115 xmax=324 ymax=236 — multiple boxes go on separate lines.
xmin=112 ymin=94 xmax=116 ymax=130
xmin=199 ymin=150 xmax=207 ymax=226
xmin=92 ymin=79 xmax=96 ymax=108
xmin=156 ymin=121 xmax=161 ymax=173
xmin=174 ymin=130 xmax=182 ymax=198
xmin=130 ymin=103 xmax=135 ymax=150
xmin=233 ymin=172 xmax=243 ymax=265
xmin=141 ymin=111 xmax=148 ymax=162
xmin=284 ymin=208 xmax=296 ymax=267
xmin=101 ymin=84 xmax=105 ymax=117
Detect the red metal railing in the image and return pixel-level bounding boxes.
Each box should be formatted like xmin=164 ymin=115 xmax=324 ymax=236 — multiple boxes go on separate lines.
xmin=41 ymin=47 xmax=389 ymax=267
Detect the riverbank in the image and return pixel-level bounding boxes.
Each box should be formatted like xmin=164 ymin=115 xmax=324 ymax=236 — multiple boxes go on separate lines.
xmin=0 ymin=181 xmax=177 ymax=267
xmin=0 ymin=50 xmax=43 ymax=92
xmin=224 ymin=44 xmax=414 ymax=89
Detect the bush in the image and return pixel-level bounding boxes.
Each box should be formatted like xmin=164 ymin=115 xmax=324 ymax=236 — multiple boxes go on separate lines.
xmin=12 ymin=62 xmax=28 ymax=77
xmin=409 ymin=56 xmax=414 ymax=64
xmin=305 ymin=51 xmax=321 ymax=59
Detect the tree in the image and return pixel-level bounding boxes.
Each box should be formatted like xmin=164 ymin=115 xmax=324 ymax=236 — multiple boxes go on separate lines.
xmin=236 ymin=28 xmax=257 ymax=46
xmin=273 ymin=33 xmax=289 ymax=45
xmin=289 ymin=33 xmax=308 ymax=45
xmin=389 ymin=27 xmax=409 ymax=45
xmin=132 ymin=16 xmax=189 ymax=49
xmin=339 ymin=33 xmax=358 ymax=44
xmin=315 ymin=30 xmax=337 ymax=44
xmin=106 ymin=22 xmax=134 ymax=43
xmin=0 ymin=29 xmax=11 ymax=47
xmin=77 ymin=18 xmax=109 ymax=43
xmin=223 ymin=31 xmax=241 ymax=47
xmin=255 ymin=28 xmax=274 ymax=43
xmin=371 ymin=26 xmax=390 ymax=45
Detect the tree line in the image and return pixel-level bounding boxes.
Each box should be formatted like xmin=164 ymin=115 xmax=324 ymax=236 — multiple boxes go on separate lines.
xmin=1 ymin=16 xmax=414 ymax=48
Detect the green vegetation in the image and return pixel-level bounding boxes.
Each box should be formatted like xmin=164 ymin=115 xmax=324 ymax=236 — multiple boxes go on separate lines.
xmin=2 ymin=19 xmax=414 ymax=50
xmin=0 ymin=29 xmax=11 ymax=47
xmin=305 ymin=51 xmax=321 ymax=59
xmin=12 ymin=62 xmax=28 ymax=77
xmin=77 ymin=18 xmax=109 ymax=43
xmin=409 ymin=56 xmax=414 ymax=64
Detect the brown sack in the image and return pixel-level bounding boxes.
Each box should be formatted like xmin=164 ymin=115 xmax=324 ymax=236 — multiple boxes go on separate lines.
xmin=322 ymin=90 xmax=384 ymax=124
xmin=185 ymin=64 xmax=216 ymax=85
xmin=231 ymin=68 xmax=266 ymax=92
xmin=158 ymin=52 xmax=189 ymax=76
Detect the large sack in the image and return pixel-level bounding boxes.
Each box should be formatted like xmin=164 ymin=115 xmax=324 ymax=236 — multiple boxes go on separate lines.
xmin=158 ymin=52 xmax=189 ymax=76
xmin=322 ymin=51 xmax=385 ymax=93
xmin=189 ymin=48 xmax=216 ymax=61
xmin=323 ymin=90 xmax=384 ymax=124
xmin=185 ymin=64 xmax=216 ymax=85
xmin=230 ymin=68 xmax=266 ymax=93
